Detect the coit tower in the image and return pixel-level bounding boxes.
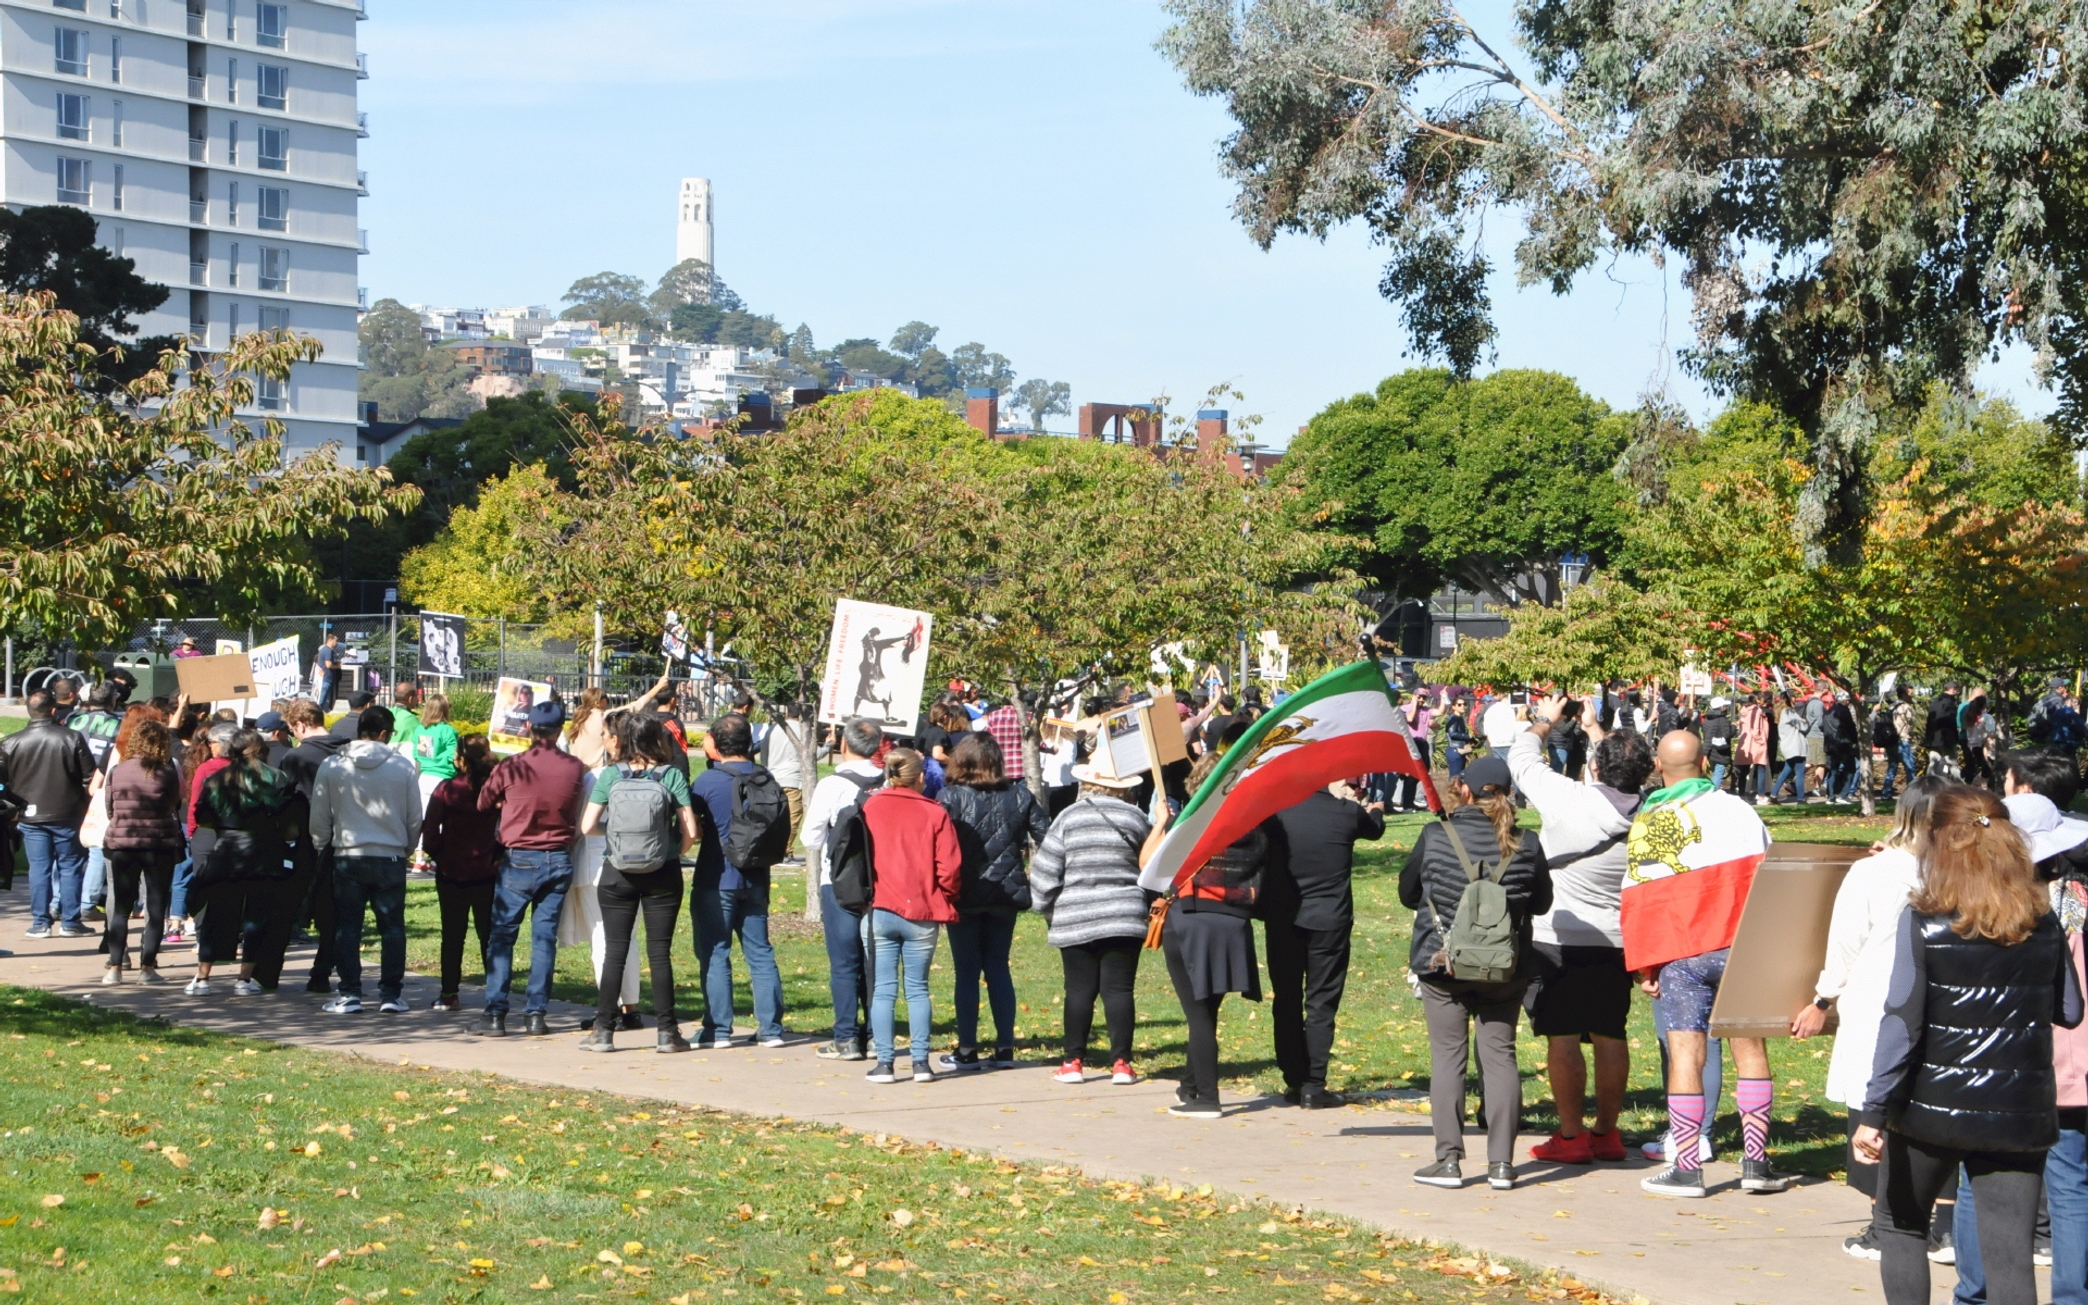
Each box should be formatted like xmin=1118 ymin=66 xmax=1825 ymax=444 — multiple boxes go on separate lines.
xmin=677 ymin=179 xmax=715 ymax=269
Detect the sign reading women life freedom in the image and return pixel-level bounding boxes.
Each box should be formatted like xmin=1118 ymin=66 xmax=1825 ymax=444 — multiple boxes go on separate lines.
xmin=817 ymin=599 xmax=933 ymax=733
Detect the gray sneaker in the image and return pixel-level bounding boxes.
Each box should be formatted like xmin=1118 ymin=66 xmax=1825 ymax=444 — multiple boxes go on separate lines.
xmin=1740 ymin=1157 xmax=1792 ymax=1193
xmin=1641 ymin=1166 xmax=1707 ymax=1199
xmin=816 ymin=1039 xmax=867 ymax=1061
xmin=1413 ymin=1159 xmax=1465 ymax=1189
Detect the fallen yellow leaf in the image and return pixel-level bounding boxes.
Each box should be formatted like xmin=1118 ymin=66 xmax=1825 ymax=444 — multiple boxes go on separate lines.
xmin=38 ymin=1196 xmax=61 ymax=1209
xmin=529 ymin=1276 xmax=553 ymax=1291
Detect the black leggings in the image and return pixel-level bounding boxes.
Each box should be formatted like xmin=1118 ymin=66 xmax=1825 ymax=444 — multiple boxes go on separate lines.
xmin=1875 ymin=1131 xmax=2042 ymax=1305
xmin=596 ymin=864 xmax=683 ymax=1027
xmin=104 ymin=848 xmax=177 ymax=970
xmin=195 ymin=879 xmax=262 ymax=967
xmin=1162 ymin=933 xmax=1226 ymax=1101
xmin=1059 ymin=937 xmax=1141 ymax=1064
xmin=436 ymin=878 xmax=495 ymax=996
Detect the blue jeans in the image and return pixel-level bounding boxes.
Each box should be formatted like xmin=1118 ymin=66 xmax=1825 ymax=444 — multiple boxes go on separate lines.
xmin=1953 ymin=1132 xmax=2082 ymax=1305
xmin=867 ymin=908 xmax=938 ymax=1067
xmin=820 ymin=882 xmax=868 ymax=1046
xmin=170 ymin=845 xmax=195 ymax=921
xmin=691 ymin=874 xmax=784 ymax=1041
xmin=21 ymin=823 xmax=85 ymax=932
xmin=1826 ymin=755 xmax=1859 ymax=801
xmin=484 ymin=848 xmax=573 ymax=1016
xmin=82 ymin=847 xmax=105 ymax=909
xmin=1881 ymin=743 xmax=1917 ymax=797
xmin=332 ymin=855 xmax=408 ymax=1001
xmin=946 ymin=909 xmax=1017 ymax=1051
xmin=1773 ymin=756 xmax=1808 ymax=803
xmin=1709 ymin=761 xmax=1730 ymax=793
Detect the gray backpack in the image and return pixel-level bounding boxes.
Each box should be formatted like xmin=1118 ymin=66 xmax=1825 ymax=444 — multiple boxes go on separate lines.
xmin=1426 ymin=822 xmax=1518 ymax=982
xmin=604 ymin=764 xmax=677 ymax=872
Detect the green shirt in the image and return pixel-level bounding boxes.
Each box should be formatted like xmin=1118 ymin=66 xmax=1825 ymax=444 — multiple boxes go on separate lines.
xmin=414 ymin=721 xmax=459 ymax=780
xmin=389 ymin=707 xmax=421 ymax=757
xmin=588 ymin=763 xmax=693 ymax=809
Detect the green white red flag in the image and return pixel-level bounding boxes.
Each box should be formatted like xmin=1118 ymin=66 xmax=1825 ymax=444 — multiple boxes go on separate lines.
xmin=1138 ymin=660 xmax=1438 ymax=894
xmin=1618 ymin=779 xmax=1773 ymax=971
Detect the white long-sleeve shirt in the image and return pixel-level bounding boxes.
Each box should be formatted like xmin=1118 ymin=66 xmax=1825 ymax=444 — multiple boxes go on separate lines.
xmin=1816 ymin=845 xmax=1921 ymax=1104
xmin=1507 ymin=727 xmax=1635 ymax=947
xmin=799 ymin=759 xmax=882 ymax=886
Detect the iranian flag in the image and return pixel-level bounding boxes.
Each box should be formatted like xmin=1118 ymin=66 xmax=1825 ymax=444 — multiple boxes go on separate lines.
xmin=1138 ymin=660 xmax=1437 ymax=894
xmin=1618 ymin=780 xmax=1773 ymax=972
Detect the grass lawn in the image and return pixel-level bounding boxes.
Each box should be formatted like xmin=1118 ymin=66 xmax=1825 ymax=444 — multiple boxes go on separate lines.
xmin=0 ymin=986 xmax=1620 ymax=1304
xmin=371 ymin=796 xmax=1890 ymax=1179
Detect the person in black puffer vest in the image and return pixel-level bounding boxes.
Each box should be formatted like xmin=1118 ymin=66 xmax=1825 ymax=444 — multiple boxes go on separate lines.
xmin=1399 ymin=755 xmax=1552 ymax=1192
xmin=1854 ymin=783 xmax=2083 ymax=1305
xmin=936 ymin=733 xmax=1049 ymax=1072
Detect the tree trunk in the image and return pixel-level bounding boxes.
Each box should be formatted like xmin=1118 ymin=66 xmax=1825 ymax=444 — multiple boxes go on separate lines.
xmin=794 ymin=665 xmax=824 ymax=925
xmin=1856 ymin=673 xmax=1878 ymax=819
xmin=1013 ymin=681 xmax=1047 ymax=803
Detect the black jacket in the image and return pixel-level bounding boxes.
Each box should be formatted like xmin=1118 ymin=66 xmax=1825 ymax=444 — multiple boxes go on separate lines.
xmin=1262 ymin=790 xmax=1384 ymax=932
xmin=0 ymin=718 xmax=96 ymax=826
xmin=1923 ymin=694 xmax=1962 ymax=753
xmin=1821 ymin=702 xmax=1859 ymax=757
xmin=1397 ymin=806 xmax=1552 ymax=977
xmin=938 ymin=781 xmax=1049 ymax=911
xmin=1700 ymin=710 xmax=1735 ymax=764
xmin=1861 ymin=908 xmax=2082 ymax=1152
xmin=279 ymin=734 xmax=349 ymax=802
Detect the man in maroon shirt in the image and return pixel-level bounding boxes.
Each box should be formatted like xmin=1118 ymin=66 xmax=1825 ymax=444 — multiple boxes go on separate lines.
xmin=476 ymin=700 xmax=588 ymax=1037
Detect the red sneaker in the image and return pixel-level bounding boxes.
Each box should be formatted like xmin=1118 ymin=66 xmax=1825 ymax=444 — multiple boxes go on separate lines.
xmin=1586 ymin=1129 xmax=1629 ymax=1162
xmin=1530 ymin=1131 xmax=1594 ymax=1164
xmin=1052 ymin=1059 xmax=1085 ymax=1084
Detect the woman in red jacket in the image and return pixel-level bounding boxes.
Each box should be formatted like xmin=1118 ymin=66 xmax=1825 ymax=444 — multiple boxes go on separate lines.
xmin=421 ymin=735 xmax=501 ymax=1011
xmin=860 ymin=748 xmax=962 ymax=1084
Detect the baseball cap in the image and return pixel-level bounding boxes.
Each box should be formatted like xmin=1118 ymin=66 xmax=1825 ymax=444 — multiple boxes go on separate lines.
xmin=1461 ymin=756 xmax=1512 ymax=794
xmin=255 ymin=710 xmax=286 ymax=732
xmin=527 ymin=701 xmax=567 ymax=728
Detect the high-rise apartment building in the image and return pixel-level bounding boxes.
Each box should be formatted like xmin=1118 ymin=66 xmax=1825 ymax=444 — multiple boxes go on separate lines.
xmin=0 ymin=0 xmax=365 ymax=457
xmin=676 ymin=176 xmax=711 ymax=269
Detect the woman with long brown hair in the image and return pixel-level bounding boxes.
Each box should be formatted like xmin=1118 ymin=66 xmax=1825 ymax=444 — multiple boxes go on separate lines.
xmin=421 ymin=733 xmax=501 ymax=1011
xmin=99 ymin=719 xmax=184 ymax=983
xmin=1397 ymin=755 xmax=1553 ymax=1191
xmin=1853 ymin=784 xmax=2081 ymax=1305
xmin=935 ymin=732 xmax=1048 ymax=1071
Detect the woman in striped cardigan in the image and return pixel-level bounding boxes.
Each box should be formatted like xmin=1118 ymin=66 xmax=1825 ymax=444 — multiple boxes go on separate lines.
xmin=1029 ymin=765 xmax=1153 ymax=1087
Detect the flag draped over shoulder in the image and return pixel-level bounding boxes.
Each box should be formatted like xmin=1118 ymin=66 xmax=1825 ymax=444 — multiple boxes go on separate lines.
xmin=1618 ymin=779 xmax=1772 ymax=972
xmin=1137 ymin=661 xmax=1437 ymax=895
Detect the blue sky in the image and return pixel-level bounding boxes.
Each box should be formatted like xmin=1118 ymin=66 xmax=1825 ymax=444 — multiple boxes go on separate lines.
xmin=360 ymin=0 xmax=2050 ymax=447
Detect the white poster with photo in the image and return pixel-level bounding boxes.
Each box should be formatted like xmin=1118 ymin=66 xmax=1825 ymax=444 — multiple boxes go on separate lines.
xmin=241 ymin=635 xmax=303 ymax=718
xmin=419 ymin=611 xmax=466 ymax=680
xmin=817 ymin=599 xmax=933 ymax=732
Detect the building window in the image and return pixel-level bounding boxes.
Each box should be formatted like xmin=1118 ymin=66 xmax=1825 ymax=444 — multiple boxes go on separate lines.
xmin=258 ymin=125 xmax=287 ymax=171
xmin=227 ymin=119 xmax=239 ymax=165
xmin=227 ymin=58 xmax=238 ymax=103
xmin=257 ymin=64 xmax=287 ymax=111
xmin=109 ymin=0 xmax=121 ymax=17
xmin=228 ymin=302 xmax=240 ymax=337
xmin=227 ymin=242 xmax=238 ymax=285
xmin=54 ymin=0 xmax=86 ymax=11
xmin=111 ymin=163 xmax=123 ymax=210
xmin=258 ymin=186 xmax=287 ymax=231
xmin=56 ymin=93 xmax=89 ymax=140
xmin=259 ymin=245 xmax=287 ymax=292
xmin=55 ymin=27 xmax=88 ymax=75
xmin=259 ymin=305 xmax=288 ymax=332
xmin=56 ymin=156 xmax=90 ymax=206
xmin=111 ymin=99 xmax=122 ymax=145
xmin=257 ymin=2 xmax=286 ymax=48
xmin=111 ymin=224 xmax=124 ymax=250
xmin=256 ymin=375 xmax=283 ymax=409
xmin=227 ymin=180 xmax=240 ymax=224
xmin=109 ymin=36 xmax=120 ymax=82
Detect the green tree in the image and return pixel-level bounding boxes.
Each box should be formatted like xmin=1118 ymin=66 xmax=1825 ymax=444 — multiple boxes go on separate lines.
xmin=889 ymin=321 xmax=939 ymax=358
xmin=1276 ymin=368 xmax=1631 ymax=606
xmin=1158 ymin=0 xmax=2088 ymax=559
xmin=650 ymin=258 xmax=742 ymax=317
xmin=1012 ymin=378 xmax=1072 ymax=432
xmin=948 ymin=342 xmax=1016 ymax=397
xmin=398 ymin=464 xmax=573 ymax=621
xmin=0 ymin=292 xmax=415 ymax=647
xmin=356 ymin=299 xmax=472 ymax=421
xmin=1435 ymin=579 xmax=1689 ymax=690
xmin=835 ymin=339 xmax=910 ymax=381
xmin=560 ymin=272 xmax=652 ymax=327
xmin=0 ymin=206 xmax=174 ymax=387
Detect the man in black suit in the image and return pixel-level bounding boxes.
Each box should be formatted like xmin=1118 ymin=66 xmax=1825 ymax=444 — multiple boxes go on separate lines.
xmin=1262 ymin=783 xmax=1386 ymax=1107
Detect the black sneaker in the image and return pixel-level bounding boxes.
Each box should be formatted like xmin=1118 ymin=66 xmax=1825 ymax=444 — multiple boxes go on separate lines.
xmin=522 ymin=1012 xmax=550 ymax=1037
xmin=991 ymin=1047 xmax=1017 ymax=1069
xmin=577 ymin=1027 xmax=614 ymax=1054
xmin=1927 ymin=1218 xmax=1956 ymax=1264
xmin=478 ymin=1012 xmax=508 ymax=1038
xmin=1168 ymin=1097 xmax=1222 ymax=1119
xmin=1487 ymin=1162 xmax=1516 ymax=1190
xmin=865 ymin=1061 xmax=897 ymax=1084
xmin=619 ymin=1009 xmax=647 ymax=1032
xmin=1300 ymin=1085 xmax=1350 ymax=1110
xmin=1843 ymin=1224 xmax=1882 ymax=1261
xmin=1413 ymin=1159 xmax=1465 ymax=1189
xmin=656 ymin=1026 xmax=691 ymax=1054
xmin=938 ymin=1049 xmax=987 ymax=1073
xmin=1640 ymin=1166 xmax=1707 ymax=1199
xmin=1741 ymin=1157 xmax=1792 ymax=1193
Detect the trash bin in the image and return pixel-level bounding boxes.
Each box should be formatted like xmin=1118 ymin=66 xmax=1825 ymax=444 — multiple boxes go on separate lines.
xmin=110 ymin=652 xmax=178 ymax=702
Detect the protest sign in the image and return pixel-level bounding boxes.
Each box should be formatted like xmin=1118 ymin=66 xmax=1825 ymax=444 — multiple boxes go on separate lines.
xmin=1707 ymin=843 xmax=1869 ymax=1038
xmin=488 ymin=676 xmax=553 ymax=755
xmin=420 ymin=611 xmax=466 ymax=680
xmin=817 ymin=600 xmax=933 ymax=732
xmin=176 ymin=653 xmax=256 ymax=704
xmin=241 ymin=635 xmax=303 ymax=717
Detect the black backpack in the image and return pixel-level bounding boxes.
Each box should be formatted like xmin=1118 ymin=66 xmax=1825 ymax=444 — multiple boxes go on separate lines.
xmin=828 ymin=802 xmax=877 ymax=912
xmin=722 ymin=763 xmax=793 ymax=875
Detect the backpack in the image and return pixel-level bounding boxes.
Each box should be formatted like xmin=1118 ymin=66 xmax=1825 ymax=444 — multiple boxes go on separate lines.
xmin=723 ymin=763 xmax=792 ymax=874
xmin=604 ymin=764 xmax=679 ymax=872
xmin=1425 ymin=821 xmax=1518 ymax=982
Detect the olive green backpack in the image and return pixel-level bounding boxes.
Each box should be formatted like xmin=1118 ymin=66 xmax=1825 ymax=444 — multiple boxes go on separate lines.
xmin=1426 ymin=822 xmax=1517 ymax=982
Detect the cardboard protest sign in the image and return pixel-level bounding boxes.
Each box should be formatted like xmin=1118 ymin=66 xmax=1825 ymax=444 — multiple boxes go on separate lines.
xmin=817 ymin=599 xmax=932 ymax=732
xmin=488 ymin=676 xmax=554 ymax=755
xmin=175 ymin=653 xmax=257 ymax=704
xmin=1707 ymin=842 xmax=1869 ymax=1038
xmin=419 ymin=611 xmax=465 ymax=680
xmin=1086 ymin=694 xmax=1188 ymax=780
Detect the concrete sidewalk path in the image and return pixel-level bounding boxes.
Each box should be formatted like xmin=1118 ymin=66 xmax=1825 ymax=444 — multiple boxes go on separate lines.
xmin=0 ymin=899 xmax=1959 ymax=1305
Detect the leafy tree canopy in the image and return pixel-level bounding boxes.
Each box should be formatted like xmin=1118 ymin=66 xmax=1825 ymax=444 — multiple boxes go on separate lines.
xmin=889 ymin=321 xmax=939 ymax=358
xmin=0 ymin=206 xmax=174 ymax=387
xmin=1013 ymin=378 xmax=1072 ymax=432
xmin=1276 ymin=368 xmax=1631 ymax=606
xmin=357 ymin=298 xmax=473 ymax=422
xmin=0 ymin=293 xmax=415 ymax=646
xmin=560 ymin=271 xmax=651 ymax=327
xmin=1159 ymin=0 xmax=2088 ymax=560
xmin=398 ymin=463 xmax=572 ymax=623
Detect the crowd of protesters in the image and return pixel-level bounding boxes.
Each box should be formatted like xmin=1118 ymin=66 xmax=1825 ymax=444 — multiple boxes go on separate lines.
xmin=3 ymin=663 xmax=2088 ymax=1301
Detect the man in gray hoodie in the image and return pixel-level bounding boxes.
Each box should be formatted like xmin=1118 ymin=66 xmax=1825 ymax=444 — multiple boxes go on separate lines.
xmin=310 ymin=705 xmax=422 ymax=1015
xmin=1511 ymin=696 xmax=1654 ymax=1165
